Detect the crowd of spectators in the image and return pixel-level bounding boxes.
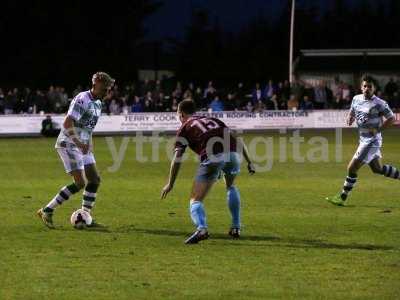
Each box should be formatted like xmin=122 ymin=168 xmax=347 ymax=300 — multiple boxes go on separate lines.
xmin=1 ymin=77 xmax=400 ymax=115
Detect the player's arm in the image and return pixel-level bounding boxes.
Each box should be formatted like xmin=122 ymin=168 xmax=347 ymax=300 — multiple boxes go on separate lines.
xmin=161 ymin=150 xmax=183 ymax=199
xmin=381 ymin=116 xmax=395 ymax=130
xmin=161 ymin=130 xmax=187 ymax=199
xmin=63 ymin=116 xmax=89 ymax=154
xmin=233 ymin=132 xmax=255 ymax=174
xmin=347 ymin=100 xmax=356 ymax=126
xmin=64 ymin=96 xmax=89 ymax=153
xmin=346 ymin=112 xmax=355 ymax=126
xmin=379 ymin=103 xmax=395 ymax=131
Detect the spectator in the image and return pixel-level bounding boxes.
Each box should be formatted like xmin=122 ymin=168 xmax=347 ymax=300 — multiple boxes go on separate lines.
xmin=224 ymin=93 xmax=239 ymax=111
xmin=46 ymin=86 xmax=57 ymax=112
xmin=290 ymin=79 xmax=304 ymax=102
xmin=0 ymin=88 xmax=5 ymax=114
xmin=0 ymin=78 xmax=375 ymax=114
xmin=265 ymin=94 xmax=278 ymax=110
xmin=287 ymin=94 xmax=299 ymax=111
xmin=277 ymin=94 xmax=288 ymax=110
xmin=14 ymin=88 xmax=27 ymax=113
xmin=330 ymin=78 xmax=342 ymax=99
xmin=52 ymin=86 xmax=65 ymax=114
xmin=303 ymin=83 xmax=315 ymax=102
xmin=253 ymin=99 xmax=265 ymax=112
xmin=341 ymin=83 xmax=351 ymax=102
xmin=385 ymin=78 xmax=398 ymax=98
xmin=170 ymin=98 xmax=179 ymax=112
xmin=193 ymin=87 xmax=204 ymax=108
xmin=172 ymin=81 xmax=183 ymax=100
xmin=59 ymin=87 xmax=69 ymax=112
xmin=41 ymin=115 xmax=60 ymax=137
xmin=251 ymin=83 xmax=264 ymax=104
xmin=140 ymin=78 xmax=153 ymax=95
xmin=234 ymin=82 xmax=246 ymax=107
xmin=385 ymin=78 xmax=398 ymax=108
xmin=154 ymin=79 xmax=163 ymax=93
xmin=154 ymin=100 xmax=165 ymax=112
xmin=324 ymin=82 xmax=333 ymax=107
xmin=109 ymin=99 xmax=121 ymax=115
xmin=131 ymin=96 xmax=143 ymax=112
xmin=313 ymin=82 xmax=327 ymax=109
xmin=210 ymin=95 xmax=224 ymax=112
xmin=154 ymin=92 xmax=167 ymax=112
xmin=281 ymin=80 xmax=291 ymax=101
xmin=183 ymin=89 xmax=192 ymax=100
xmin=299 ymin=95 xmax=314 ymax=110
xmin=263 ymin=79 xmax=276 ymax=100
xmin=33 ymin=90 xmax=47 ymax=113
xmin=103 ymin=88 xmax=114 ymax=114
xmin=342 ymin=95 xmax=352 ymax=110
xmin=204 ymin=81 xmax=217 ymax=104
xmin=245 ymin=101 xmax=253 ymax=112
xmin=23 ymin=87 xmax=35 ymax=113
xmin=275 ymin=82 xmax=283 ymax=99
xmin=144 ymin=91 xmax=154 ymax=104
xmin=331 ymin=95 xmax=344 ymax=109
xmin=120 ymin=97 xmax=130 ymax=114
xmin=4 ymin=89 xmax=17 ymax=114
xmin=392 ymin=92 xmax=400 ymax=111
xmin=188 ymin=82 xmax=195 ymax=93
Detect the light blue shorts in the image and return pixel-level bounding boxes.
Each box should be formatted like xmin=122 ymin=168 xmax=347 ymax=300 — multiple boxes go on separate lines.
xmin=196 ymin=152 xmax=241 ymax=182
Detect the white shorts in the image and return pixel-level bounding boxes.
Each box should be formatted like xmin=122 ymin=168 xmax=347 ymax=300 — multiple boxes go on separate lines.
xmin=56 ymin=148 xmax=96 ymax=173
xmin=353 ymin=139 xmax=382 ymax=164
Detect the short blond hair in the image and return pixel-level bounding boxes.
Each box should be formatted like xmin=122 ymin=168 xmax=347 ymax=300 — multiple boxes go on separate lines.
xmin=92 ymin=72 xmax=115 ymax=86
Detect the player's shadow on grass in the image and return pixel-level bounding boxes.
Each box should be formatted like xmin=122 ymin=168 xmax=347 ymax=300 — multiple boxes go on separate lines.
xmin=57 ymin=226 xmax=110 ymax=233
xmin=122 ymin=226 xmax=395 ymax=251
xmin=118 ymin=226 xmax=280 ymax=242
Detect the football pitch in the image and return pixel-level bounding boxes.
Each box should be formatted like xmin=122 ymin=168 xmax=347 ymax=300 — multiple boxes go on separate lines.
xmin=0 ymin=129 xmax=399 ymax=299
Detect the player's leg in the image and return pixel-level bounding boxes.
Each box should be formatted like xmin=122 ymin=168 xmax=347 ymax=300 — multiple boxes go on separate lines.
xmin=341 ymin=158 xmax=363 ymax=200
xmin=44 ymin=170 xmax=86 ymax=212
xmin=38 ymin=148 xmax=85 ymax=228
xmin=370 ymin=157 xmax=400 ymax=180
xmin=185 ymin=161 xmax=221 ymax=244
xmin=327 ymin=141 xmax=377 ymax=206
xmin=188 ymin=180 xmax=214 ymax=230
xmin=82 ymin=160 xmax=100 ymax=214
xmin=327 ymin=157 xmax=363 ymax=206
xmin=369 ymin=157 xmax=384 ymax=174
xmin=223 ymin=152 xmax=241 ymax=237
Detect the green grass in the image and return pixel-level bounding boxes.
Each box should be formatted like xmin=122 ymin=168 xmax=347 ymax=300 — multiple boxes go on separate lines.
xmin=0 ymin=129 xmax=399 ymax=299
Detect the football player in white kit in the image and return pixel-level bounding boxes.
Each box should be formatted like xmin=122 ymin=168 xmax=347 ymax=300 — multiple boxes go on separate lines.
xmin=327 ymin=75 xmax=397 ymax=206
xmin=37 ymin=72 xmax=115 ymax=228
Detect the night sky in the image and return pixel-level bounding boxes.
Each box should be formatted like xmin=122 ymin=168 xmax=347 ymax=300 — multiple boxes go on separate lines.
xmin=144 ymin=0 xmax=285 ymax=40
xmin=0 ymin=0 xmax=395 ymax=86
xmin=143 ymin=0 xmax=363 ymax=41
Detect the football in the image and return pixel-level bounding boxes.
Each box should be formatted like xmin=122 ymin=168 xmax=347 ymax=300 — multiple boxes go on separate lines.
xmin=70 ymin=209 xmax=93 ymax=229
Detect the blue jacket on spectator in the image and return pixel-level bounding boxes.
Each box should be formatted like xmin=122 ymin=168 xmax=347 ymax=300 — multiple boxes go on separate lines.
xmin=251 ymin=89 xmax=264 ymax=104
xmin=299 ymin=99 xmax=314 ymax=110
xmin=132 ymin=102 xmax=143 ymax=112
xmin=210 ymin=97 xmax=224 ymax=112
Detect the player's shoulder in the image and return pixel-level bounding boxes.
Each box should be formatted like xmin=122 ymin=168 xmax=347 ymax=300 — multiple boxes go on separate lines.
xmin=352 ymin=94 xmax=363 ymax=102
xmin=210 ymin=116 xmax=228 ymax=127
xmin=176 ymin=117 xmax=195 ymax=135
xmin=73 ymin=91 xmax=91 ymax=106
xmin=372 ymin=95 xmax=388 ymax=106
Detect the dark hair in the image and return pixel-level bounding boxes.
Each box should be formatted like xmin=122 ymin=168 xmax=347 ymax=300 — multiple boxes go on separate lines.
xmin=178 ymin=99 xmax=196 ymax=114
xmin=361 ymin=75 xmax=376 ymax=85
